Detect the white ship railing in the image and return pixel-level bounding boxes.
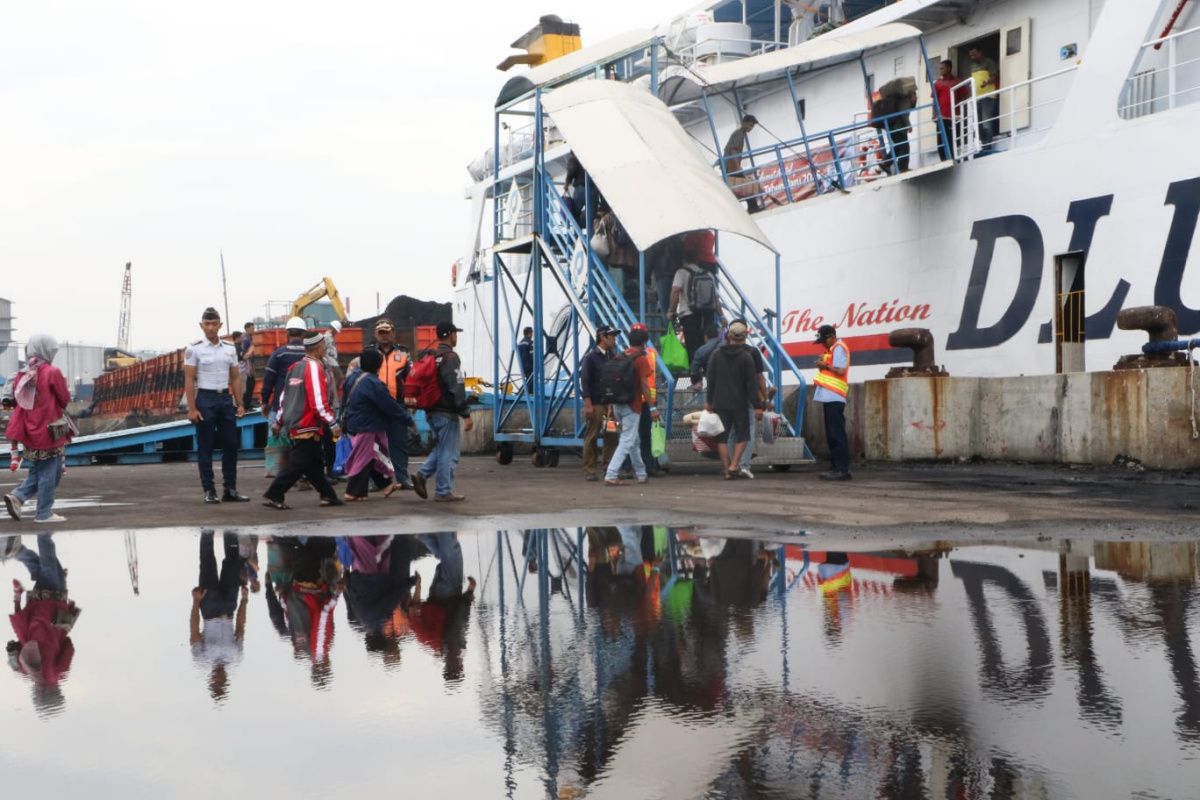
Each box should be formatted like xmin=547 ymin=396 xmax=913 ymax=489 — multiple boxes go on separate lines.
xmin=1120 ymin=24 xmax=1200 ymax=119
xmin=672 ymin=36 xmax=788 ymax=66
xmin=951 ymin=64 xmax=1079 ymax=161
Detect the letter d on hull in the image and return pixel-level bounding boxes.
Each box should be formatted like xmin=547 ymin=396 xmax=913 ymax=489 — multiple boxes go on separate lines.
xmin=948 ymin=216 xmax=1045 ymax=351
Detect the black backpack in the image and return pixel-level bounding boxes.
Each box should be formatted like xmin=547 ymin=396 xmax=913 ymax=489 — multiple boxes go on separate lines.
xmin=598 ymin=352 xmax=643 ymax=405
xmin=686 ymin=266 xmax=719 ymax=312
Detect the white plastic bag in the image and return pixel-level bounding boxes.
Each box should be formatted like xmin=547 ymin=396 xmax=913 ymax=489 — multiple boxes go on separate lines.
xmin=590 ymin=230 xmax=610 ymax=258
xmin=696 ymin=410 xmax=725 ymax=438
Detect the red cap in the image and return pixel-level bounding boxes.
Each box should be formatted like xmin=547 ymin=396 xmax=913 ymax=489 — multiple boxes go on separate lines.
xmin=630 ymin=323 xmax=648 ymax=333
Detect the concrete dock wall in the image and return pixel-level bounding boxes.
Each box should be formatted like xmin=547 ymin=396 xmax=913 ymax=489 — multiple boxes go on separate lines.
xmin=800 ymin=369 xmax=1200 ymax=470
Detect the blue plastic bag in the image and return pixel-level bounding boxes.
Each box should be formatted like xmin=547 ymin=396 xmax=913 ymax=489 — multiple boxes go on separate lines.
xmin=332 ymin=435 xmax=351 ymax=476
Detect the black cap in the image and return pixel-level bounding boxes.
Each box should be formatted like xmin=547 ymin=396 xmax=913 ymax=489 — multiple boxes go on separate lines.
xmin=814 ymin=324 xmax=837 ymax=343
xmin=436 ymin=321 xmax=463 ymax=338
xmin=595 ymin=324 xmax=618 ymax=337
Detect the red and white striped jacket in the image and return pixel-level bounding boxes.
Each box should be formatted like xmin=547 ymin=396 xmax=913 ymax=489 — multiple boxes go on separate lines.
xmin=280 ymin=356 xmax=336 ymax=437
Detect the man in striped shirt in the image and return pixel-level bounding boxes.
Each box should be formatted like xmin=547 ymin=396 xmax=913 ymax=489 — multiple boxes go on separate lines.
xmin=262 ymin=332 xmax=345 ymax=509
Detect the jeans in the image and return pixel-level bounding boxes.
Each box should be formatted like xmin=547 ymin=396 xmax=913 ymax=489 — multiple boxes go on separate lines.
xmin=16 ymin=534 xmax=66 ymax=592
xmin=821 ymin=400 xmax=850 ymax=474
xmin=605 ymin=404 xmax=645 ymax=481
xmin=419 ymin=413 xmax=462 ymax=497
xmin=978 ymin=97 xmax=999 ymax=148
xmin=194 ymin=390 xmax=239 ymax=492
xmin=384 ymin=418 xmax=411 ymax=482
xmin=12 ymin=455 xmax=64 ymax=521
xmin=418 ymin=532 xmax=465 ymax=599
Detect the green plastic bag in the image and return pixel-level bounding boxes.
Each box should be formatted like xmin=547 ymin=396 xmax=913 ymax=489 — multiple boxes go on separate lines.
xmin=659 ymin=323 xmax=689 ymax=374
xmin=650 ymin=421 xmax=667 ymax=458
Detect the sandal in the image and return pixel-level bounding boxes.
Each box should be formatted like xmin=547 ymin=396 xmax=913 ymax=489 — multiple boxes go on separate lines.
xmin=382 ymin=482 xmax=400 ymax=498
xmin=320 ymin=497 xmax=346 ymax=508
xmin=262 ymin=499 xmax=290 ymax=510
xmin=342 ymin=494 xmax=367 ymax=503
xmin=604 ymin=479 xmax=627 ymax=486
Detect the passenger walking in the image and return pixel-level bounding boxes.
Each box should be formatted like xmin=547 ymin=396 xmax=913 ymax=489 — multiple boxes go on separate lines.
xmin=340 ymin=349 xmax=413 ymax=501
xmin=262 ymin=332 xmax=345 ymax=509
xmin=596 ymin=208 xmax=638 ymax=305
xmin=190 ymin=530 xmax=247 ymax=701
xmin=4 ymin=335 xmax=73 ymax=523
xmin=516 ymin=326 xmax=535 ymax=381
xmin=876 ymin=78 xmax=917 ymax=174
xmin=688 ymin=322 xmax=722 ymax=389
xmin=603 ymin=326 xmax=657 ymax=486
xmin=968 ymin=45 xmax=1000 ymax=149
xmin=579 ymin=325 xmax=618 ymax=481
xmin=813 ymin=324 xmax=852 ymax=480
xmin=670 ymin=232 xmax=722 ymax=364
xmin=259 ymin=317 xmax=307 ymax=480
xmin=239 ymin=322 xmax=257 ymax=409
xmin=634 ymin=323 xmax=663 ymax=477
xmin=184 ymin=308 xmax=248 ymax=505
xmin=411 ymin=322 xmax=473 ymax=502
xmin=726 ymin=319 xmax=768 ymax=478
xmin=365 ymin=318 xmax=414 ymax=491
xmin=7 ymin=534 xmax=80 ymax=712
xmin=704 ymin=321 xmax=762 ymax=479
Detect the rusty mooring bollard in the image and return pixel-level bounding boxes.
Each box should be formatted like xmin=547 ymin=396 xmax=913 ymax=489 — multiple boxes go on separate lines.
xmin=1113 ymin=306 xmax=1192 ymax=370
xmin=885 ymin=328 xmax=949 ymax=378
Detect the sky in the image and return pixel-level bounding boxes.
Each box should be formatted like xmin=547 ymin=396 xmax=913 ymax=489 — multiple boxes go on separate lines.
xmin=0 ymin=1 xmax=666 ymax=351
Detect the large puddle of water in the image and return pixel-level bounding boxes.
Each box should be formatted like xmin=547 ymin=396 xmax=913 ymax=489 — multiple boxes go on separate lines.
xmin=1 ymin=527 xmax=1197 ymax=798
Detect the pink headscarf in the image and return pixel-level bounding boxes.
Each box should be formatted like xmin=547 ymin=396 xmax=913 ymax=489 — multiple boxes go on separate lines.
xmin=13 ymin=334 xmax=58 ymax=411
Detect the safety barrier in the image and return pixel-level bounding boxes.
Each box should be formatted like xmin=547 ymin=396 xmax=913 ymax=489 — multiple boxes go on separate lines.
xmin=951 ymin=65 xmax=1078 ymax=160
xmin=1120 ymin=24 xmax=1200 ymax=119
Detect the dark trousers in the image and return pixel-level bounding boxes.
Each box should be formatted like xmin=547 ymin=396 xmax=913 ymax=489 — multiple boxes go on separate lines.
xmin=384 ymin=418 xmax=410 ymax=481
xmin=978 ymin=97 xmax=999 ymax=147
xmin=639 ymin=405 xmax=654 ymax=469
xmin=581 ymin=407 xmax=616 ymax=476
xmin=264 ymin=438 xmax=338 ymax=503
xmin=936 ymin=117 xmax=961 ymax=161
xmin=346 ymin=466 xmax=376 ymax=498
xmin=821 ymin=400 xmax=850 ymax=475
xmin=198 ymin=530 xmax=243 ymax=619
xmin=322 ymin=428 xmax=336 ymax=476
xmin=884 ymin=120 xmax=910 ymax=174
xmin=679 ymin=311 xmax=713 ymax=366
xmin=242 ymin=374 xmax=256 ymax=409
xmin=194 ymin=390 xmax=239 ymax=492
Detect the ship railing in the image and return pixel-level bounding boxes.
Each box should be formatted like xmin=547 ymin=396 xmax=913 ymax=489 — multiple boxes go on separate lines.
xmin=951 ymin=64 xmax=1079 ymax=160
xmin=716 ymin=101 xmax=947 ymax=211
xmin=672 ymin=36 xmax=788 ymax=67
xmin=1120 ymin=24 xmax=1200 ymax=119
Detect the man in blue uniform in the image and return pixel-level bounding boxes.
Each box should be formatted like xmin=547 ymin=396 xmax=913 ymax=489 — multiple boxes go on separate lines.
xmin=184 ymin=308 xmax=249 ymax=504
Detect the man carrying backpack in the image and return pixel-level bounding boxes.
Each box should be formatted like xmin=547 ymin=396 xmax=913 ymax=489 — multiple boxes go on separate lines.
xmin=670 ymin=231 xmax=722 ymax=365
xmin=409 ymin=322 xmax=473 ymax=502
xmin=262 ymin=333 xmax=345 ymax=509
xmin=602 ymin=327 xmax=657 ymax=486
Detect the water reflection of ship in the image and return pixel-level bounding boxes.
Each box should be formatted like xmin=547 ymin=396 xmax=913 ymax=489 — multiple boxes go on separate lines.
xmin=473 ymin=531 xmax=1200 ymax=796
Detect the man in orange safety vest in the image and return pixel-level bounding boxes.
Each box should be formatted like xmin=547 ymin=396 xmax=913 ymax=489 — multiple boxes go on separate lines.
xmin=812 ymin=324 xmax=851 ymax=480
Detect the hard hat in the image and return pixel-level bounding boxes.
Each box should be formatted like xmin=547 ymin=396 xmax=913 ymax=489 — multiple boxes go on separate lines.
xmin=285 ymin=316 xmax=307 ymax=331
xmin=330 ymin=320 xmax=343 ymax=333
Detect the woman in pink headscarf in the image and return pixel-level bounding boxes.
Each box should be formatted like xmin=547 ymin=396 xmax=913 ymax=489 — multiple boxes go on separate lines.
xmin=4 ymin=335 xmax=72 ymax=523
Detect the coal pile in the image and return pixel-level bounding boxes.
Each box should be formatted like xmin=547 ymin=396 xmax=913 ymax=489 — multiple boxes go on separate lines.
xmin=356 ymin=295 xmax=452 ymax=347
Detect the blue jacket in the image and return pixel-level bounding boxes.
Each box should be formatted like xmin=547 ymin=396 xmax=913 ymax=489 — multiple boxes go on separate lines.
xmin=261 ymin=343 xmax=306 ymax=412
xmin=579 ymin=345 xmax=612 ymax=402
xmin=342 ymin=370 xmax=413 ymax=434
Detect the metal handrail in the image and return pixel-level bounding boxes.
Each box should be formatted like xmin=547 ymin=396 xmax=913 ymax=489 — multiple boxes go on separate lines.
xmin=951 ymin=64 xmax=1079 ymax=160
xmin=1121 ymin=24 xmax=1200 ymax=116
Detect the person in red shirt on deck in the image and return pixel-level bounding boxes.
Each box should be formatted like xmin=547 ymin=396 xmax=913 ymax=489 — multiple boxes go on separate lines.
xmin=933 ymin=59 xmax=970 ymax=160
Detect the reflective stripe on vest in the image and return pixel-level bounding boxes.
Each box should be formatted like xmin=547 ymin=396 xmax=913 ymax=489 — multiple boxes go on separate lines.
xmin=645 ymin=348 xmax=658 ymax=403
xmin=813 ymin=341 xmax=850 ymax=398
xmin=379 ymin=350 xmax=409 ymax=399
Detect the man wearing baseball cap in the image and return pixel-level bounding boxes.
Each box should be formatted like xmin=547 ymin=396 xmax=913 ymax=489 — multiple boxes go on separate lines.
xmin=578 ymin=325 xmax=618 ymax=481
xmin=411 ymin=322 xmax=472 ymax=501
xmin=365 ymin=318 xmax=414 ymax=490
xmin=812 ymin=324 xmax=852 ymax=480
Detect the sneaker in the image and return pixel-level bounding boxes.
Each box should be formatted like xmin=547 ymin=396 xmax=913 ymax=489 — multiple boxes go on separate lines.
xmin=222 ymin=490 xmax=251 ymax=502
xmin=204 ymin=490 xmax=221 ymax=504
xmin=410 ymin=473 xmax=428 ymax=500
xmin=0 ymin=535 xmax=22 ymax=560
xmin=397 ymin=478 xmax=415 ymax=491
xmin=4 ymin=493 xmax=22 ymax=521
xmin=434 ymin=493 xmax=466 ymax=502
xmin=636 ymin=477 xmax=649 ymax=484
xmin=35 ymin=514 xmax=66 ymax=524
xmin=739 ymin=467 xmax=755 ymax=480
xmin=584 ymin=473 xmax=599 ymax=482
xmin=819 ymin=471 xmax=852 ymax=481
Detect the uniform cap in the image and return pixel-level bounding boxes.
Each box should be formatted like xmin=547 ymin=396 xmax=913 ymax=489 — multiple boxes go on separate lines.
xmin=374 ymin=318 xmax=395 ymax=331
xmin=814 ymin=324 xmax=837 ymax=342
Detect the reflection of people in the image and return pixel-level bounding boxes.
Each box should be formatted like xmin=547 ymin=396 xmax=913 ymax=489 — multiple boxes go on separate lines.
xmin=190 ymin=530 xmax=247 ymax=701
xmin=410 ymin=533 xmax=475 ymax=682
xmin=7 ymin=534 xmax=80 ymax=715
xmin=342 ymin=535 xmax=416 ymax=665
xmin=274 ymin=537 xmax=342 ymax=687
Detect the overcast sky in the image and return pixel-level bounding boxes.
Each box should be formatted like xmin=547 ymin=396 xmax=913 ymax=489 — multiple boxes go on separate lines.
xmin=0 ymin=1 xmax=665 ymax=350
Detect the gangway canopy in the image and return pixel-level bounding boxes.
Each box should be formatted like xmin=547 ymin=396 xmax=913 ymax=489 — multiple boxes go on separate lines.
xmin=496 ymin=28 xmax=655 ymax=107
xmin=658 ymin=22 xmax=922 ymax=106
xmin=542 ymin=80 xmax=776 ymax=254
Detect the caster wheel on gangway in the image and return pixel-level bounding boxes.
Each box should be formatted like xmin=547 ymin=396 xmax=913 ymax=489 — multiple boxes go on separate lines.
xmin=532 ymin=448 xmax=547 ymax=468
xmin=496 ymin=443 xmax=514 ymax=465
xmin=768 ymin=464 xmax=792 ymax=472
xmin=546 ymin=449 xmax=560 ymax=468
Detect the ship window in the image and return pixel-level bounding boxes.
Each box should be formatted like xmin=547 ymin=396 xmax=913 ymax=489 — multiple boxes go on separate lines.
xmin=1006 ymin=27 xmax=1022 ymax=57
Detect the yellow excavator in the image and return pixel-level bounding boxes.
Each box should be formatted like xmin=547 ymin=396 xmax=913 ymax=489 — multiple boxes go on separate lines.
xmin=291 ymin=277 xmax=349 ymax=325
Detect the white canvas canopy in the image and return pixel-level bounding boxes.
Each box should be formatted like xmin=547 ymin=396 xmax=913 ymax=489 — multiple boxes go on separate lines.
xmin=542 ymin=80 xmax=776 ymax=254
xmin=658 ymin=22 xmax=922 ymax=106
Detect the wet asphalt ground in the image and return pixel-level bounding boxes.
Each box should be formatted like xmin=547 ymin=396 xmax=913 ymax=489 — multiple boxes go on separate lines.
xmin=1 ymin=456 xmax=1196 ymax=539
